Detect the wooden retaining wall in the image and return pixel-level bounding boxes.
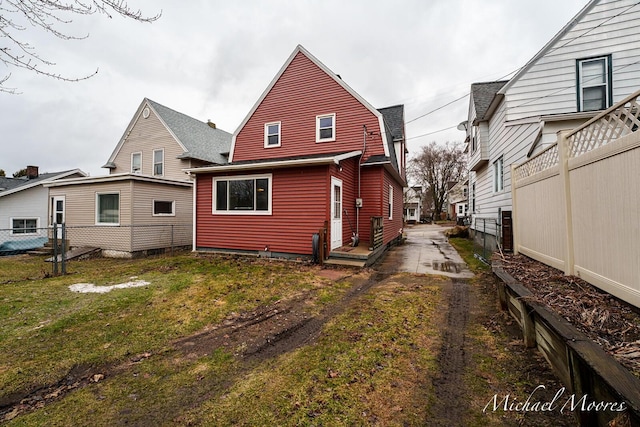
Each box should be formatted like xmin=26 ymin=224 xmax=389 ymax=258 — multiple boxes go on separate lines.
xmin=493 ymin=260 xmax=640 ymax=427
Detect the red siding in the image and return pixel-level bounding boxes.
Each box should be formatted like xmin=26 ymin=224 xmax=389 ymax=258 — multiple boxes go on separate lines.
xmin=232 ymin=52 xmax=386 ymax=162
xmin=329 ymin=158 xmax=358 ymax=247
xmin=196 ymin=166 xmax=331 ymax=255
xmin=358 ymin=166 xmax=383 ymax=245
xmin=383 ymin=170 xmax=405 ymax=245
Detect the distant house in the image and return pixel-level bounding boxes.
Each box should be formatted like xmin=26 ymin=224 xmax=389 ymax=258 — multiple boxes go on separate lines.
xmin=447 ymin=179 xmax=468 ymax=221
xmin=462 ymin=0 xmax=640 ymax=251
xmin=0 ymin=166 xmax=86 ymax=254
xmin=45 ymin=99 xmax=232 ymax=257
xmin=187 ymin=45 xmax=407 ymax=264
xmin=403 ymin=186 xmax=422 ymax=224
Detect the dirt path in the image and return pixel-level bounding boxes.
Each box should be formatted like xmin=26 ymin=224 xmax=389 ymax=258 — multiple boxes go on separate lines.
xmin=429 ymin=279 xmax=471 ymax=426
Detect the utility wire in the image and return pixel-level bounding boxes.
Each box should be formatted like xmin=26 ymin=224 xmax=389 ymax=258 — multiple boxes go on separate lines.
xmin=406 ymin=125 xmax=458 ymax=140
xmin=404 ymin=2 xmax=639 ymax=126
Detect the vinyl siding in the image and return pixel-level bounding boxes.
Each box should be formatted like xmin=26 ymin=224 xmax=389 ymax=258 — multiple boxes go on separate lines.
xmin=196 ymin=166 xmax=331 ymax=255
xmin=383 ymin=170 xmax=404 ymax=244
xmin=506 ymin=0 xmax=640 ymax=121
xmin=0 ymin=186 xmax=49 ymax=242
xmin=49 ymin=182 xmax=133 ymax=251
xmin=110 ymin=107 xmax=192 ymax=181
xmin=358 ymin=167 xmax=383 ymax=245
xmin=131 ymin=182 xmax=192 ymax=224
xmin=232 ymin=51 xmax=386 ymax=163
xmin=48 ymin=180 xmax=192 ymax=252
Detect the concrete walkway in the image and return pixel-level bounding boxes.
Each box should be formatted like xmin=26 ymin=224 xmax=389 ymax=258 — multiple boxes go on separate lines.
xmin=382 ymin=223 xmax=474 ymax=279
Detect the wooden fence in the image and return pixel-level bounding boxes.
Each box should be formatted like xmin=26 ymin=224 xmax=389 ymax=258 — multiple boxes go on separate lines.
xmin=512 ymin=89 xmax=640 ymax=308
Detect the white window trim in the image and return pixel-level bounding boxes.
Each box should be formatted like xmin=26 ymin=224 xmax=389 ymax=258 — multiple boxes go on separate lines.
xmin=264 ymin=121 xmax=281 ymax=148
xmin=212 ymin=173 xmax=273 ymax=215
xmin=152 ymin=200 xmax=176 ymax=217
xmin=10 ymin=217 xmax=39 ymax=235
xmin=388 ymin=185 xmax=393 ymax=220
xmin=316 ymin=113 xmax=336 ymax=143
xmin=96 ymin=192 xmax=120 ymax=225
xmin=131 ymin=151 xmax=142 ymax=174
xmin=493 ymin=157 xmax=504 ymax=193
xmin=153 ymin=149 xmax=164 ymax=177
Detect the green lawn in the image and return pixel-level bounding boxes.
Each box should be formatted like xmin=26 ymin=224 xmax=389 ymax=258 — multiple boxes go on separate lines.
xmin=0 ymin=254 xmax=441 ymax=425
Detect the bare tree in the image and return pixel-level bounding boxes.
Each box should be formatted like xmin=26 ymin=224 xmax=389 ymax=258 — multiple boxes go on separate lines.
xmin=0 ymin=0 xmax=161 ymax=93
xmin=409 ymin=142 xmax=466 ymax=219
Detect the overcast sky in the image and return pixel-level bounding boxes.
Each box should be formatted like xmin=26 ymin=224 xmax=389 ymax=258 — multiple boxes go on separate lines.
xmin=0 ymin=0 xmax=588 ymax=177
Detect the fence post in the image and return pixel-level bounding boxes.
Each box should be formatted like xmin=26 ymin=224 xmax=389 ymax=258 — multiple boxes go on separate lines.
xmin=510 ymin=164 xmax=520 ymax=255
xmin=53 ymin=223 xmax=59 ymax=276
xmin=171 ymin=224 xmax=175 ymax=256
xmin=61 ymin=223 xmax=67 ymax=275
xmin=557 ymin=130 xmax=575 ymax=276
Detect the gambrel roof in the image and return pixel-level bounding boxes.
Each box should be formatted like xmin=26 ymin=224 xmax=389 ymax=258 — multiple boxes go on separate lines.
xmin=103 ymin=98 xmax=232 ymax=168
xmin=228 ymin=45 xmax=390 ymax=162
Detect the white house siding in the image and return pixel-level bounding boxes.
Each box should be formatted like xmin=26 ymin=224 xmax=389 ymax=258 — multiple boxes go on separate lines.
xmin=505 ymin=0 xmax=640 ymax=121
xmin=472 ymin=100 xmax=539 ymax=236
xmin=0 ymin=186 xmax=49 ymax=242
xmin=110 ymin=106 xmax=193 ymax=181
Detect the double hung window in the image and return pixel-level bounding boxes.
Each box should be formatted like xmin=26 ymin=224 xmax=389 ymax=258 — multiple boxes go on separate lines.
xmin=316 ymin=113 xmax=336 ymax=142
xmin=264 ymin=122 xmax=281 ymax=147
xmin=577 ymin=56 xmax=612 ymax=112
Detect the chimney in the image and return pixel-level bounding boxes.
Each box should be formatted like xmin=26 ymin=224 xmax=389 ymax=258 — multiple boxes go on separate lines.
xmin=26 ymin=165 xmax=39 ymax=179
xmin=207 ymin=120 xmax=216 ymax=129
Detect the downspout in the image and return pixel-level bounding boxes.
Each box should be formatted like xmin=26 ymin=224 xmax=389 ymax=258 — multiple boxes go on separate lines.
xmin=357 ymin=125 xmax=367 ymax=237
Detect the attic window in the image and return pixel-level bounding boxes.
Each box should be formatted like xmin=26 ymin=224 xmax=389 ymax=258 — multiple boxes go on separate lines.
xmin=264 ymin=122 xmax=281 ymax=148
xmin=577 ymin=56 xmax=612 ymax=112
xmin=316 ymin=113 xmax=335 ymax=142
xmin=131 ymin=152 xmax=142 ymax=174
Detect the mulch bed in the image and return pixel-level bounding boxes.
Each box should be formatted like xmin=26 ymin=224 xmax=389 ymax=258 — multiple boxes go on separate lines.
xmin=496 ymin=253 xmax=640 ymax=378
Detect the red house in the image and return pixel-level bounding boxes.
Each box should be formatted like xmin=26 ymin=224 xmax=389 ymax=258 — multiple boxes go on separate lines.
xmin=187 ymin=45 xmax=406 ymax=265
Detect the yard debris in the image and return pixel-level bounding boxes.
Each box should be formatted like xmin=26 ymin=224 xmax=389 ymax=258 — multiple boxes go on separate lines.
xmin=498 ymin=254 xmax=640 ymax=377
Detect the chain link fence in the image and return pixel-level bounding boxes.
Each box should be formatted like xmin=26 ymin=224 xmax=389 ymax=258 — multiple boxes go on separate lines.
xmin=0 ymin=226 xmax=50 ymax=256
xmin=471 ymin=217 xmax=500 ymax=264
xmin=1 ymin=223 xmax=192 ymax=274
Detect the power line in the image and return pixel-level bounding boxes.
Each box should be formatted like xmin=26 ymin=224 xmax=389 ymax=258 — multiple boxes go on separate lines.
xmin=405 ymin=93 xmax=468 ymax=125
xmin=406 ymin=125 xmax=459 ymax=140
xmin=403 ymin=2 xmax=640 ymax=126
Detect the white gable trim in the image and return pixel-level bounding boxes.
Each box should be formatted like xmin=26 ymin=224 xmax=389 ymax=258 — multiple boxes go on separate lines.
xmin=103 ymin=98 xmax=189 ymax=168
xmin=0 ymin=169 xmax=87 ymax=198
xmin=229 ymin=45 xmax=389 ymax=161
xmin=498 ymin=0 xmax=599 ymax=95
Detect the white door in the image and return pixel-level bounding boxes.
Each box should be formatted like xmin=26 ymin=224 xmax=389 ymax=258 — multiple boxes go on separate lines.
xmin=51 ymin=196 xmax=65 ymax=237
xmin=331 ymin=177 xmax=342 ymax=250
